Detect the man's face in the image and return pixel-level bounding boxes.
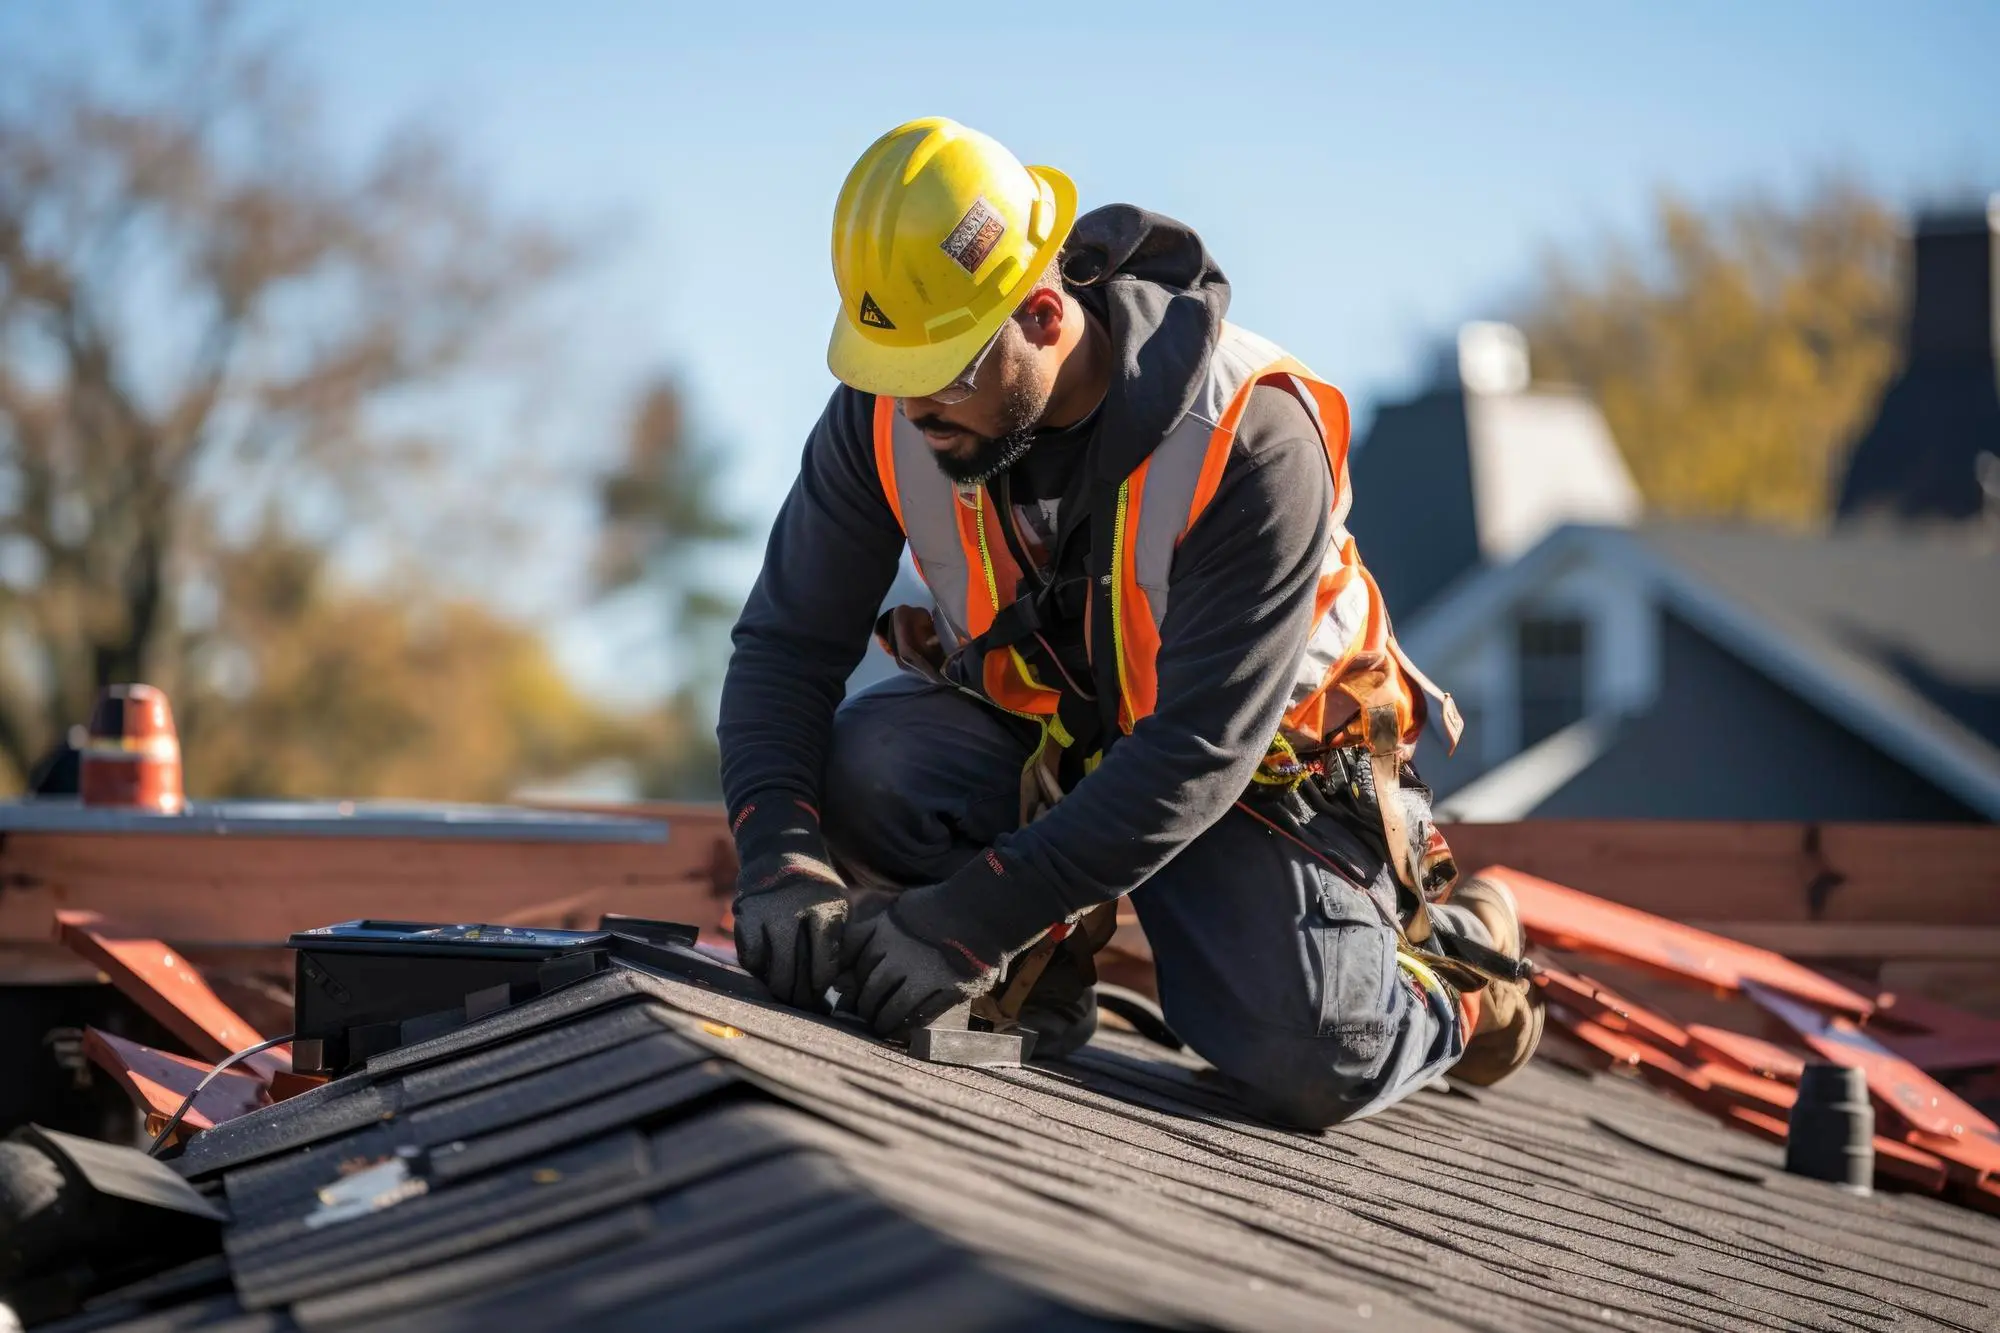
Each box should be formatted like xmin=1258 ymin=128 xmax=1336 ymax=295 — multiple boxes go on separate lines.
xmin=898 ymin=316 xmax=1058 ymax=487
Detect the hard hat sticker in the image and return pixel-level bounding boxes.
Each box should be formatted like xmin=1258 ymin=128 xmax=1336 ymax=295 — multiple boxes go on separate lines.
xmin=940 ymin=196 xmax=1007 ymax=275
xmin=858 ymin=292 xmax=896 ymax=329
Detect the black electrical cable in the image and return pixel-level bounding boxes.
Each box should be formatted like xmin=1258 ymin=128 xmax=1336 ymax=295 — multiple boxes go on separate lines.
xmin=145 ymin=1032 xmax=295 ymax=1156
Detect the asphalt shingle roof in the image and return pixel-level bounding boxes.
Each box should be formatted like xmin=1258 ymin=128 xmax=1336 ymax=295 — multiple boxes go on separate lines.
xmin=51 ymin=965 xmax=2000 ymax=1332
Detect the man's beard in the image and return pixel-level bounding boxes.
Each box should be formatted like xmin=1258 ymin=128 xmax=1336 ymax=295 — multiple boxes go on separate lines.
xmin=931 ymin=428 xmax=1035 ymax=487
xmin=910 ymin=366 xmax=1052 ymax=487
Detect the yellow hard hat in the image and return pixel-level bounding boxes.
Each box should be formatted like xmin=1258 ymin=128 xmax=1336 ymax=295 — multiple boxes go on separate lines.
xmin=828 ymin=118 xmax=1078 ymax=398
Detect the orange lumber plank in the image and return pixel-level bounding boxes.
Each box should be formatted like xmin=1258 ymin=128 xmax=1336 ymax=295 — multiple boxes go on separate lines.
xmin=1875 ymin=1138 xmax=1953 ymax=1193
xmin=1535 ymin=964 xmax=1691 ymax=1050
xmin=1484 ymin=866 xmax=1875 ymax=1017
xmin=56 ymin=910 xmax=286 ymax=1079
xmin=1549 ymin=1011 xmax=1709 ymax=1097
xmin=2 ymin=831 xmax=726 ymax=950
xmin=1724 ymin=1106 xmax=1790 ymax=1146
xmin=1691 ymin=1062 xmax=1795 ymax=1116
xmin=1684 ymin=1025 xmax=1806 ymax=1083
xmin=1685 ymin=923 xmax=2000 ymax=961
xmin=1439 ymin=821 xmax=2000 ymax=926
xmin=1745 ymin=980 xmax=2000 ymax=1173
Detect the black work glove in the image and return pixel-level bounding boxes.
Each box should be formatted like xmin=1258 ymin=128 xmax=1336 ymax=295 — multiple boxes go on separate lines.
xmin=841 ymin=859 xmax=1045 ymax=1036
xmin=730 ymin=795 xmax=848 ymax=1010
xmin=844 ymin=906 xmax=997 ymax=1035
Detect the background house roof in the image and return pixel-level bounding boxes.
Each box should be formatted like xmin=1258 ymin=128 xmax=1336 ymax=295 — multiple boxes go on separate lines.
xmin=1634 ymin=523 xmax=2000 ymax=751
xmin=1403 ymin=523 xmax=2000 ymax=819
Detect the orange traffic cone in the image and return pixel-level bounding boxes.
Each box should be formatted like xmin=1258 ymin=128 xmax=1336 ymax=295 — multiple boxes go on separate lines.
xmin=80 ymin=684 xmax=185 ymax=814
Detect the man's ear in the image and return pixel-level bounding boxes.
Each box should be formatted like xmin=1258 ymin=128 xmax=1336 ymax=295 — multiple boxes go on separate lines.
xmin=1016 ymin=286 xmax=1067 ymax=349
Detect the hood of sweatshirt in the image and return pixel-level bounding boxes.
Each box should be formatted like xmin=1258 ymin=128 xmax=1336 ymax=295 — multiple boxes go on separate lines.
xmin=1061 ymin=204 xmax=1232 ymax=481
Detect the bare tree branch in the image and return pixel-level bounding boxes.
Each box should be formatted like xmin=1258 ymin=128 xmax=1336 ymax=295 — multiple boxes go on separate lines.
xmin=0 ymin=1 xmax=584 ymax=784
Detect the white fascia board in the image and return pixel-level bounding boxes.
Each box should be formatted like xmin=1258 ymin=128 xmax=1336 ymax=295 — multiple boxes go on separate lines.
xmin=1435 ymin=714 xmax=1622 ymax=822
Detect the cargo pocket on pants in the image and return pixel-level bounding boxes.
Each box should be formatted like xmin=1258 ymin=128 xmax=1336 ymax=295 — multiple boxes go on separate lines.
xmin=1310 ymin=869 xmax=1397 ymax=1064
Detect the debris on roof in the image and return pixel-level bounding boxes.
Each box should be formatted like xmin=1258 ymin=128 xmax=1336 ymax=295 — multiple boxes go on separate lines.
xmin=1482 ymin=866 xmax=2000 ymax=1213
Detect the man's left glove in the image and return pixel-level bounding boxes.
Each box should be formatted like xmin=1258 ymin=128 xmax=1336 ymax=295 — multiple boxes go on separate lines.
xmin=730 ymin=794 xmax=849 ymax=1010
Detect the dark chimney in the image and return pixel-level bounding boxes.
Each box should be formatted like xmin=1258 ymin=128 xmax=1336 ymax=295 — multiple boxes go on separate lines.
xmin=1837 ymin=198 xmax=2000 ymax=524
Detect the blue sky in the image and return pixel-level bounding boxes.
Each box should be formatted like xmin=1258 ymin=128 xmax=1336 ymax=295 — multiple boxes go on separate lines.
xmin=10 ymin=2 xmax=1999 ymax=697
xmin=280 ymin=1 xmax=1997 ymax=457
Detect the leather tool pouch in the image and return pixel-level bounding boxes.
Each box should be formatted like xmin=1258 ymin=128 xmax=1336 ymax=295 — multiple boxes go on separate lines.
xmin=1313 ymin=750 xmax=1455 ymax=906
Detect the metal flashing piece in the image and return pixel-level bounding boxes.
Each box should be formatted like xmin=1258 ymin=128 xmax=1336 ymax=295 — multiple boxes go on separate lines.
xmin=21 ymin=1125 xmax=226 ymax=1222
xmin=906 ymin=1026 xmax=1031 ymax=1068
xmin=81 ymin=1029 xmax=268 ymax=1142
xmin=598 ymin=915 xmax=701 ymax=947
xmin=907 ymin=1002 xmax=1030 ymax=1068
xmin=606 ymin=931 xmax=770 ymax=1002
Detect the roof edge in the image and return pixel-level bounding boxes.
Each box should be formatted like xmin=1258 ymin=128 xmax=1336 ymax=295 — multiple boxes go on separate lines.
xmin=1404 ymin=524 xmax=2000 ymax=820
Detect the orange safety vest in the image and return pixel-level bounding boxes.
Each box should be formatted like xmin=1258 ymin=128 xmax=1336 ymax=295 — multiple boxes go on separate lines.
xmin=872 ymin=322 xmax=1458 ymax=774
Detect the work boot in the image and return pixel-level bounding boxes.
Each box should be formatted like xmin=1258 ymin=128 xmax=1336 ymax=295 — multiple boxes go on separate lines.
xmin=1446 ymin=876 xmax=1545 ymax=1086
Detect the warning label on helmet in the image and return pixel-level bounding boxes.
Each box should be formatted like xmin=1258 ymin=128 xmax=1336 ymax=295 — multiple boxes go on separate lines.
xmin=858 ymin=292 xmax=896 ymax=329
xmin=941 ymin=197 xmax=1006 ymax=275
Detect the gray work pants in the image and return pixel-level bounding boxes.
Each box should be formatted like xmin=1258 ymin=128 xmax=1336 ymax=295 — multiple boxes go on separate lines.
xmin=819 ymin=674 xmax=1470 ymax=1128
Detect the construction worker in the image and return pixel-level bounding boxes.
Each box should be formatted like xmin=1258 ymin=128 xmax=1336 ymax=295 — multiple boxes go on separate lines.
xmin=719 ymin=118 xmax=1543 ymax=1127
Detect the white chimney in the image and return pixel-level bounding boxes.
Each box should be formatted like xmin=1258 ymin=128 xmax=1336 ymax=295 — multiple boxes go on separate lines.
xmin=1458 ymin=322 xmax=1531 ymax=395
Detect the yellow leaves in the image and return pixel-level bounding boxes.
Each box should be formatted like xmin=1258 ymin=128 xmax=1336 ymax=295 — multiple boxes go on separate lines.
xmin=168 ymin=534 xmax=671 ymax=802
xmin=1523 ymin=183 xmax=1902 ymax=526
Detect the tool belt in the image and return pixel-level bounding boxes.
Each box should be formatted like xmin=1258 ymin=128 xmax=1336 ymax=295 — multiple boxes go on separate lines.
xmin=1235 ymin=663 xmax=1528 ymax=994
xmin=1287 ymin=730 xmax=1533 ymax=993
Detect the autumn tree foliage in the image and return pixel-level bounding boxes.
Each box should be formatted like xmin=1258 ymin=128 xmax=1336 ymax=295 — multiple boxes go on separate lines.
xmin=1520 ymin=184 xmax=1904 ymax=525
xmin=0 ymin=5 xmax=705 ymax=798
xmin=172 ymin=529 xmax=636 ymax=800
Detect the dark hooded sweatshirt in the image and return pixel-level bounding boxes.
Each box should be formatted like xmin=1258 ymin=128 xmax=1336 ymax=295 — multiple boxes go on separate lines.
xmin=718 ymin=207 xmax=1333 ymax=966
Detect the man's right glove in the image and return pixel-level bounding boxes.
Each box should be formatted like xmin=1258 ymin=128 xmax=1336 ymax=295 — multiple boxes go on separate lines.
xmin=729 ymin=794 xmax=849 ymax=1010
xmin=843 ymin=898 xmax=1002 ymax=1035
xmin=839 ymin=853 xmax=1042 ymax=1036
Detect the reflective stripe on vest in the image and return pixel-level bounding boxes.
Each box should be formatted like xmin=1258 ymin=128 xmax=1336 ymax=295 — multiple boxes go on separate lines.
xmin=873 ymin=401 xmax=1058 ymax=716
xmin=873 ymin=321 xmax=1438 ymax=751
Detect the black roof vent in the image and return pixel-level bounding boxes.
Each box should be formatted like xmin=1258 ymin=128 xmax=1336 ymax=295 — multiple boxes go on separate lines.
xmin=1837 ymin=198 xmax=2000 ymax=523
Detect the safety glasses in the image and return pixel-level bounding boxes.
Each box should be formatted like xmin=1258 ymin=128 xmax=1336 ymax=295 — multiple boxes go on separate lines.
xmin=923 ymin=322 xmax=1007 ymax=405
